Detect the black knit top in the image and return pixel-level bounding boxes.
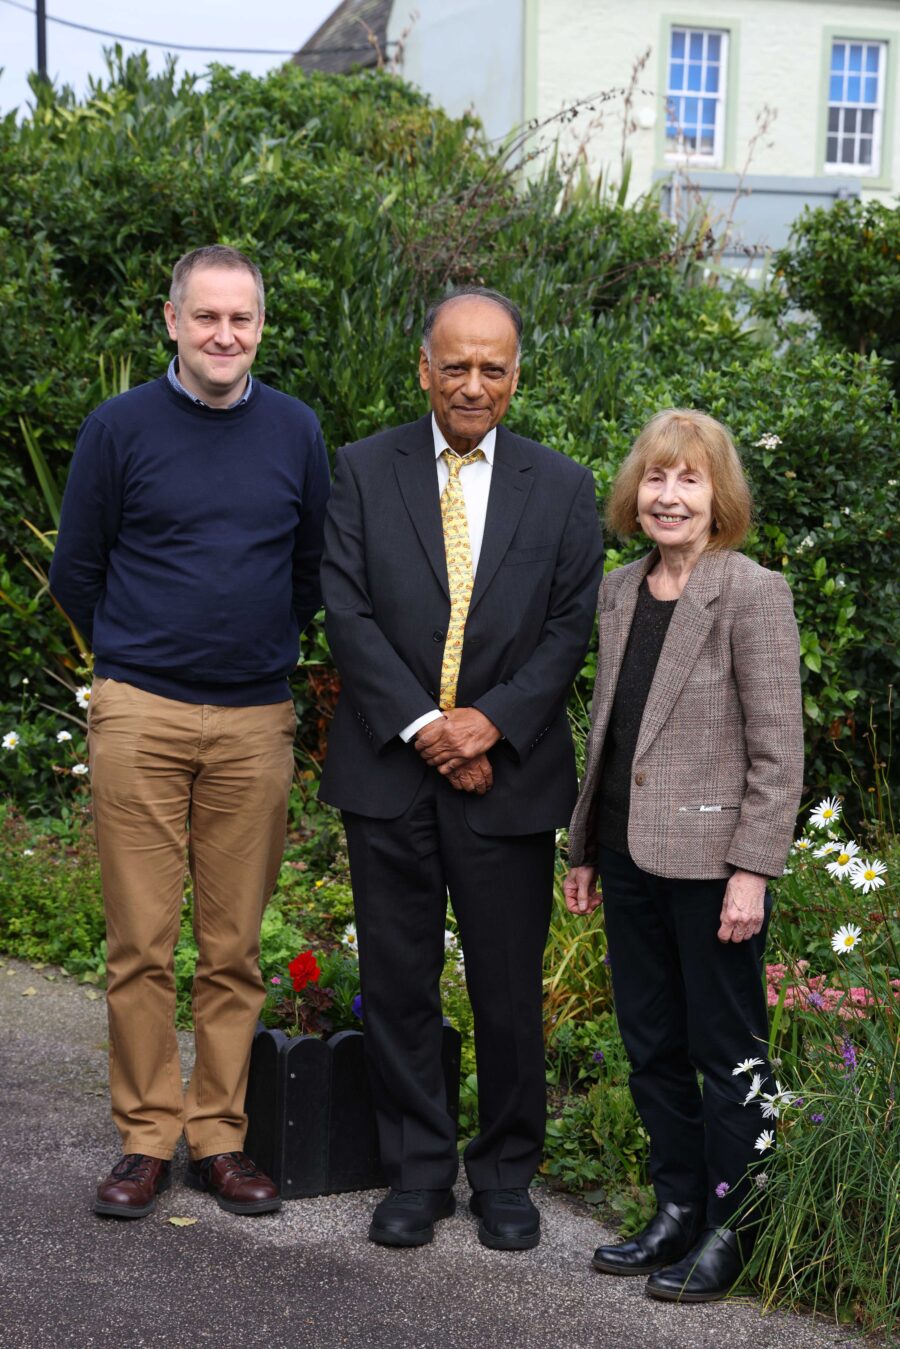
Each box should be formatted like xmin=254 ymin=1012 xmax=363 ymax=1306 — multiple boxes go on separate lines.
xmin=594 ymin=579 xmax=678 ymax=856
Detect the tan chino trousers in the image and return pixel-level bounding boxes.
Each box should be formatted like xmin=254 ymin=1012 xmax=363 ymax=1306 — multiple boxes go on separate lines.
xmin=88 ymin=679 xmax=295 ymax=1160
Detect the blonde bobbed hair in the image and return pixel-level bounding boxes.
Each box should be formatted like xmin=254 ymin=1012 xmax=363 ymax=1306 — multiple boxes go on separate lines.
xmin=606 ymin=408 xmax=752 ymax=551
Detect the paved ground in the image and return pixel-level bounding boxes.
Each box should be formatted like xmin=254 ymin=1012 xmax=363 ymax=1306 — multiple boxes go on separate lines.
xmin=0 ymin=956 xmax=868 ymax=1349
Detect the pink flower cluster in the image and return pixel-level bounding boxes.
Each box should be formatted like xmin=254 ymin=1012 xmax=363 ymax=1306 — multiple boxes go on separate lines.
xmin=765 ymin=962 xmax=900 ymax=1020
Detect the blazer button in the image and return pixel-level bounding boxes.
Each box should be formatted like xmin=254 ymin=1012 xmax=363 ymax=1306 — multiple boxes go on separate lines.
xmin=432 ymin=630 xmax=444 ymax=642
xmin=634 ymin=771 xmax=646 ymax=786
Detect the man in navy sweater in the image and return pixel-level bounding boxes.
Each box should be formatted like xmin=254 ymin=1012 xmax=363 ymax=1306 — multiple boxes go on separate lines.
xmin=50 ymin=245 xmax=330 ymax=1219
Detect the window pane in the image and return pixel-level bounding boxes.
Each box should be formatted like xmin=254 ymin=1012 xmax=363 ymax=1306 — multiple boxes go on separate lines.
xmin=671 ymin=30 xmax=685 ymax=60
xmin=701 ymin=99 xmax=716 ymax=126
xmin=847 ymin=75 xmax=861 ymax=103
xmin=705 ymin=64 xmax=719 ymax=92
xmin=860 ymin=109 xmax=875 ymax=134
xmin=829 ymin=74 xmax=842 ymax=102
xmin=841 ymin=139 xmax=855 ymax=164
xmin=864 ymin=76 xmax=878 ymax=103
xmin=859 ymin=138 xmax=873 ymax=165
xmin=848 ymin=44 xmax=863 ymax=72
xmin=684 ymin=97 xmax=698 ymax=126
xmin=700 ymin=130 xmax=714 ymax=152
xmin=826 ymin=136 xmax=839 ymax=162
xmin=866 ymin=45 xmax=880 ymax=72
xmin=707 ymin=33 xmax=721 ymax=61
xmin=687 ymin=62 xmax=702 ymax=91
xmin=670 ymin=62 xmax=684 ymax=91
xmin=689 ymin=31 xmax=703 ymax=60
xmin=831 ymin=42 xmax=845 ymax=71
xmin=844 ymin=107 xmax=857 ymax=133
xmin=827 ymin=107 xmax=840 ymax=133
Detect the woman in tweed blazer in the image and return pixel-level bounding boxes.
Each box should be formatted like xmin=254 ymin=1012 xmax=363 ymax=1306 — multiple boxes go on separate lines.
xmin=565 ymin=409 xmax=803 ymax=1303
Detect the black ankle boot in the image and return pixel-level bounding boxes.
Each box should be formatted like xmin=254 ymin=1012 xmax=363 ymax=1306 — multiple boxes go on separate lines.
xmin=645 ymin=1226 xmax=746 ymax=1302
xmin=592 ymin=1201 xmax=704 ymax=1276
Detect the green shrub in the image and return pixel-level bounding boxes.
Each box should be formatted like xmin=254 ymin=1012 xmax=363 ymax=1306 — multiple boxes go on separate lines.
xmin=772 ymin=196 xmax=900 ymax=377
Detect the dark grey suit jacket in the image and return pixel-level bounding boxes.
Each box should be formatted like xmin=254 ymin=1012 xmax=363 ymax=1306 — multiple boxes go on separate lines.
xmin=318 ymin=415 xmax=603 ymax=835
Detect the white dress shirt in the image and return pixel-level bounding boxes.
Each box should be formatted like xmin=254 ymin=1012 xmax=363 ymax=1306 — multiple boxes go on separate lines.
xmin=398 ymin=415 xmax=497 ymax=742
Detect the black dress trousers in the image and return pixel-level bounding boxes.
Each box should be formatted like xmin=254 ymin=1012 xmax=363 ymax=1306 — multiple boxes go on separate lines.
xmin=597 ymin=845 xmax=773 ymax=1228
xmin=343 ymin=771 xmax=555 ymax=1192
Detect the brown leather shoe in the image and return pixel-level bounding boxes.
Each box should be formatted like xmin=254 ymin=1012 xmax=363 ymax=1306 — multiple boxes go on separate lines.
xmin=185 ymin=1151 xmax=281 ymax=1214
xmin=94 ymin=1154 xmax=171 ymax=1218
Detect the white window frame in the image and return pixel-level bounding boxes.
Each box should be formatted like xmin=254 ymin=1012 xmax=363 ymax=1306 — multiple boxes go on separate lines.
xmin=825 ymin=38 xmax=886 ymax=175
xmin=664 ymin=26 xmax=729 ymax=168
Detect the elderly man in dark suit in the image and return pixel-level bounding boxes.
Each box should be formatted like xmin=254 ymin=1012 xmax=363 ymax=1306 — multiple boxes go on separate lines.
xmin=319 ymin=287 xmax=602 ymax=1250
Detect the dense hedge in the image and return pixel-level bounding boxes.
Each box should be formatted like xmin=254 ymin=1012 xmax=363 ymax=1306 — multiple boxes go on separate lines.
xmin=1 ymin=54 xmax=898 ymax=806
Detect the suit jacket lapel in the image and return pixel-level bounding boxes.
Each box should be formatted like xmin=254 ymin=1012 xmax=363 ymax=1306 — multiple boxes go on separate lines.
xmin=393 ymin=416 xmax=449 ymax=599
xmin=468 ymin=425 xmax=534 ymax=613
xmin=634 ymin=550 xmax=726 ymax=758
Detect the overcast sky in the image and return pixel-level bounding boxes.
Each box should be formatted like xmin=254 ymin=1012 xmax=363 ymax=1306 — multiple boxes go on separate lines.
xmin=1 ymin=0 xmax=339 ymax=115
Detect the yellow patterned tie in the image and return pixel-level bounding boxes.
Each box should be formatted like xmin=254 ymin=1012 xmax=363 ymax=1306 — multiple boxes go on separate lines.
xmin=439 ymin=447 xmax=485 ymax=710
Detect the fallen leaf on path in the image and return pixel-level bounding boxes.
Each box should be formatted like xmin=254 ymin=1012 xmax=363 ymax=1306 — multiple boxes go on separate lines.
xmin=84 ymin=990 xmax=101 ymax=1001
xmin=6 ymin=968 xmax=17 ymax=976
xmin=30 ymin=962 xmax=47 ymax=971
xmin=22 ymin=987 xmax=37 ymax=996
xmin=167 ymin=1216 xmax=199 ymax=1227
xmin=44 ymin=974 xmax=57 ymax=982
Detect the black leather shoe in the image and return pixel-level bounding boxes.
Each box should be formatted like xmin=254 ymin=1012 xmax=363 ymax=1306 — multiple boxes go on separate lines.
xmin=646 ymin=1226 xmax=745 ymax=1302
xmin=470 ymin=1188 xmax=540 ymax=1251
xmin=368 ymin=1188 xmax=456 ymax=1247
xmin=592 ymin=1201 xmax=704 ymax=1275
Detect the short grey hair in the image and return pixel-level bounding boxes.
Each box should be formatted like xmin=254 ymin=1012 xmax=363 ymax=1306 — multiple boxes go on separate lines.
xmin=169 ymin=245 xmax=265 ymax=314
xmin=423 ymin=286 xmax=523 ymax=361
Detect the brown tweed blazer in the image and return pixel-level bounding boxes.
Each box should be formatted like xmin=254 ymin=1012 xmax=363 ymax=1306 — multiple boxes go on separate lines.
xmin=567 ymin=548 xmax=804 ymax=879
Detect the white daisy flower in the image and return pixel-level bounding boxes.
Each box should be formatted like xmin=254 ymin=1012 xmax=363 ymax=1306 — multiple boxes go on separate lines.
xmin=733 ymin=1057 xmax=765 ymax=1076
xmin=743 ymin=1073 xmax=763 ymax=1105
xmin=754 ymin=1130 xmax=775 ymax=1153
xmin=825 ymin=842 xmax=860 ymax=879
xmin=792 ymin=837 xmax=813 ymax=853
xmin=814 ymin=840 xmax=840 ymax=858
xmin=444 ymin=929 xmax=459 ymax=952
xmin=830 ymin=922 xmax=862 ymax=954
xmin=71 ymin=763 xmax=89 ymax=776
xmin=341 ymin=924 xmax=358 ymax=949
xmin=74 ymin=686 xmax=92 ymax=709
xmin=809 ymin=796 xmax=841 ymax=829
xmin=849 ymin=859 xmax=887 ymax=895
xmin=760 ymin=1097 xmax=780 ymax=1120
xmin=56 ymin=730 xmax=73 ymax=743
xmin=2 ymin=731 xmax=20 ymax=750
xmin=23 ymin=849 xmax=34 ymax=857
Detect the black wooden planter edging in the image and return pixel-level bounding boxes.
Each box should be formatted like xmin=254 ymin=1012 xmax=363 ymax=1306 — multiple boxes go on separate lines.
xmin=244 ymin=1021 xmax=462 ymax=1198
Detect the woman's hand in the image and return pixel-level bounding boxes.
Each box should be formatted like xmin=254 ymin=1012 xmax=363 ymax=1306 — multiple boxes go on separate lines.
xmin=564 ymin=866 xmax=602 ymax=915
xmin=718 ymin=869 xmax=766 ymax=943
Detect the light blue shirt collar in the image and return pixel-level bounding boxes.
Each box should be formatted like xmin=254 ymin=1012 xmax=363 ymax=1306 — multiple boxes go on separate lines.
xmin=167 ymin=357 xmax=252 ymax=409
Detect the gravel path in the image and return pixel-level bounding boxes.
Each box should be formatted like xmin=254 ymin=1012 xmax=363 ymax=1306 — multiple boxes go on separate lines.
xmin=0 ymin=956 xmax=865 ymax=1349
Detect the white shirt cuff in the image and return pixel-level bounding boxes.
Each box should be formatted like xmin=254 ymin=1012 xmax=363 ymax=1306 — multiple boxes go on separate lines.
xmin=399 ymin=709 xmax=444 ymax=743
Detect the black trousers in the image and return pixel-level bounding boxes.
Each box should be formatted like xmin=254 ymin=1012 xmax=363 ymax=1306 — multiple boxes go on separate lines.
xmin=343 ymin=774 xmax=555 ymax=1192
xmin=597 ymin=845 xmax=773 ymax=1228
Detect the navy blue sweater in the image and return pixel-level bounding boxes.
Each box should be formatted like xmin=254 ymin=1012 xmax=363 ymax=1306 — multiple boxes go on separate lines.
xmin=50 ymin=376 xmax=331 ymax=705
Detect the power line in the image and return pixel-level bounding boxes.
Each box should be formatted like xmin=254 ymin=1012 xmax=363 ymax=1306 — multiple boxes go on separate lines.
xmin=1 ymin=0 xmax=394 ymax=56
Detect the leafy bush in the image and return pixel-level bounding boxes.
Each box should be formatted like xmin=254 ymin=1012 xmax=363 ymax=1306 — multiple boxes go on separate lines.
xmin=772 ymin=197 xmax=900 ymax=377
xmin=4 ymin=55 xmax=898 ymax=804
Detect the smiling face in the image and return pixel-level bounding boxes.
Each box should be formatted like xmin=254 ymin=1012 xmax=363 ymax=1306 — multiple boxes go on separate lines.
xmin=163 ymin=265 xmax=263 ymax=408
xmin=637 ymin=459 xmax=715 ymax=560
xmin=419 ymin=297 xmax=520 ymax=453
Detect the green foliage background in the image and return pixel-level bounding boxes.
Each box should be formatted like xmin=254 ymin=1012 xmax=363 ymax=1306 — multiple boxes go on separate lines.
xmin=1 ymin=54 xmax=899 ymax=802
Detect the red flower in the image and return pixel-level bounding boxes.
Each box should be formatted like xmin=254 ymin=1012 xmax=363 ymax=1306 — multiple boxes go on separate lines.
xmin=288 ymin=950 xmax=321 ymax=992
